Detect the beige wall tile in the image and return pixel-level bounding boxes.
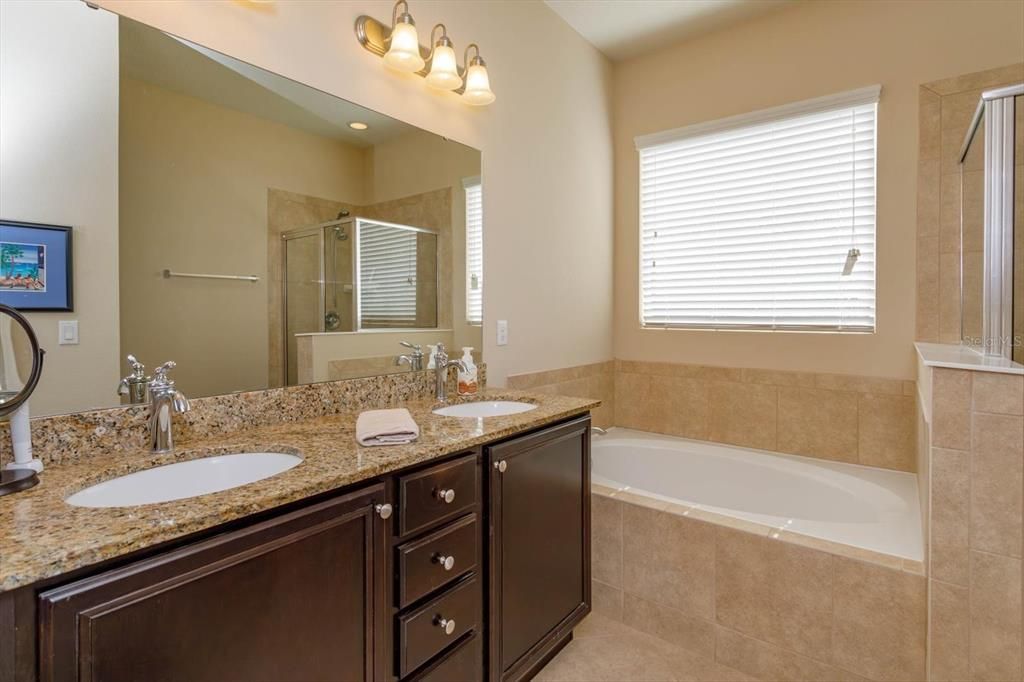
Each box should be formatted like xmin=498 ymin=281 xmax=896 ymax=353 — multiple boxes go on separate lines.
xmin=621 ymin=593 xmax=716 ymax=658
xmin=614 ymin=372 xmax=652 ymax=431
xmin=938 ymin=252 xmax=962 ymax=343
xmin=708 ymin=381 xmax=777 ymax=450
xmin=919 ymin=101 xmax=941 ymax=162
xmin=925 ymin=63 xmax=1024 ymax=96
xmin=858 ymin=393 xmax=916 ymax=471
xmin=970 ymin=412 xmax=1024 ymax=558
xmin=932 ymin=368 xmax=973 ymax=449
xmin=649 ymin=375 xmax=709 ymax=439
xmin=776 ymin=387 xmax=859 ymax=462
xmin=832 ymin=557 xmax=927 ymax=681
xmin=928 ymin=579 xmax=969 ymax=682
xmin=916 ymin=235 xmax=940 ymax=341
xmin=969 ymin=551 xmax=1022 ymax=681
xmin=591 ymin=580 xmax=623 ymax=621
xmin=939 ymin=171 xmax=962 ymax=254
xmin=972 ymin=371 xmax=1024 ymax=415
xmin=814 ymin=373 xmax=905 ymax=396
xmin=930 ymin=447 xmax=971 ymax=586
xmin=740 ymin=367 xmax=816 ymax=387
xmin=622 ymin=502 xmax=715 ymax=619
xmin=714 ymin=627 xmax=844 ymax=682
xmin=715 ymin=528 xmax=833 ymax=661
xmin=592 ymin=493 xmax=622 ymax=587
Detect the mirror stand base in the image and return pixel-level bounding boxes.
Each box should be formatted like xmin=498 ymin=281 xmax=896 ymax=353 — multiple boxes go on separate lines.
xmin=0 ymin=469 xmax=38 ymax=497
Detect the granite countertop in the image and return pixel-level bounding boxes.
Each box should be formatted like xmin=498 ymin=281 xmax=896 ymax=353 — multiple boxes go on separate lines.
xmin=0 ymin=390 xmax=598 ymax=592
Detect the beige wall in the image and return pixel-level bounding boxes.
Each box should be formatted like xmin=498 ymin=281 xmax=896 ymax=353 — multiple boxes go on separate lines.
xmin=0 ymin=0 xmax=121 ymax=416
xmin=119 ymin=77 xmax=365 ymax=398
xmin=613 ymin=0 xmax=1024 ymax=380
xmin=97 ymin=0 xmax=615 ymax=388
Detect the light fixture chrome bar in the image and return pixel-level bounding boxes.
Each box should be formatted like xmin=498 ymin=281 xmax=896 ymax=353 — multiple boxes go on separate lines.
xmin=162 ymin=269 xmax=259 ymax=283
xmin=355 ymin=14 xmax=471 ymax=94
xmin=981 ymin=95 xmax=1015 ymax=359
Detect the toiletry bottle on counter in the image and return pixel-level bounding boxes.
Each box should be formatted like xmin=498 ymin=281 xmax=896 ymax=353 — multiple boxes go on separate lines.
xmin=427 ymin=344 xmax=439 ymax=370
xmin=458 ymin=347 xmax=478 ymax=395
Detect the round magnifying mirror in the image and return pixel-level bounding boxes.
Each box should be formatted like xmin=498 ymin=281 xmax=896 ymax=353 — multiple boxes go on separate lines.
xmin=0 ymin=303 xmax=45 ymax=496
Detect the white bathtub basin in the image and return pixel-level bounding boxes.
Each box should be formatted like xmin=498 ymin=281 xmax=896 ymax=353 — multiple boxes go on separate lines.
xmin=592 ymin=428 xmax=923 ymax=561
xmin=433 ymin=401 xmax=537 ymax=418
xmin=65 ymin=452 xmax=302 ymax=508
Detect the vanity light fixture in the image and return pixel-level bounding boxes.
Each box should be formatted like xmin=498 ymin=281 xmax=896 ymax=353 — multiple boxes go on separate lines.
xmin=348 ymin=121 xmax=370 ymax=130
xmin=356 ymin=0 xmax=495 ymax=106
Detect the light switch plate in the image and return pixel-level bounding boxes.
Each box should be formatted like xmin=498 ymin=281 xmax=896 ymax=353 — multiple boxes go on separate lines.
xmin=496 ymin=319 xmax=508 ymax=346
xmin=58 ymin=320 xmax=79 ymax=345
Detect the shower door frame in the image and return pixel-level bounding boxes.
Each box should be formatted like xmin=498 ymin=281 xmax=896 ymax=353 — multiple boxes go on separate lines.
xmin=958 ymin=82 xmax=1022 ymax=360
xmin=280 ymin=218 xmax=355 ymax=385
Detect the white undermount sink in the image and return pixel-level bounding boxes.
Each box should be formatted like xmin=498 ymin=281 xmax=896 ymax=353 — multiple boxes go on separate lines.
xmin=433 ymin=401 xmax=537 ymax=418
xmin=65 ymin=452 xmax=303 ymax=508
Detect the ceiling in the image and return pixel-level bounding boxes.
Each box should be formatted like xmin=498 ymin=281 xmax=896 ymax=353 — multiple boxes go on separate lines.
xmin=119 ymin=19 xmax=413 ymax=147
xmin=545 ymin=0 xmax=792 ymax=61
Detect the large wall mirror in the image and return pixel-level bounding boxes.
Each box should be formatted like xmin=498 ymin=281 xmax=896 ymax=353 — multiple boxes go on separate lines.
xmin=0 ymin=4 xmax=483 ymax=416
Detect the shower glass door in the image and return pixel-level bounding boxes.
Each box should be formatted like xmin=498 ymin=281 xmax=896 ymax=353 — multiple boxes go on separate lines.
xmin=283 ymin=228 xmax=323 ymax=386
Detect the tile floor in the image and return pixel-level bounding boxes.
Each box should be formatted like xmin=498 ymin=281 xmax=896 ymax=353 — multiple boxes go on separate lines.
xmin=535 ymin=614 xmax=755 ymax=682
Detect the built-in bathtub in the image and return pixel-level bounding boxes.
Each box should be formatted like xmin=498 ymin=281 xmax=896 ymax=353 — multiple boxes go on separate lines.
xmin=592 ymin=428 xmax=923 ymax=561
xmin=588 ymin=427 xmax=929 ymax=681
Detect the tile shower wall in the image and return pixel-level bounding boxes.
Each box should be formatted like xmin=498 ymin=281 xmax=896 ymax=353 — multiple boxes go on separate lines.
xmin=591 ymin=490 xmax=927 ymax=681
xmin=923 ymin=366 xmax=1023 ymax=681
xmin=916 ymin=62 xmax=1024 ymax=344
xmin=615 ymin=360 xmax=917 ymax=472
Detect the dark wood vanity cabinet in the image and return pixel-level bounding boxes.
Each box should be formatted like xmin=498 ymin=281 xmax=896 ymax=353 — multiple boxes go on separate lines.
xmin=36 ymin=484 xmax=389 ymax=682
xmin=3 ymin=414 xmax=591 ymax=682
xmin=486 ymin=416 xmax=591 ymax=682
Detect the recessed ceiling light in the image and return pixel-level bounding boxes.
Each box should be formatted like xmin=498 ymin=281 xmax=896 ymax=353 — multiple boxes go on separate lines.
xmin=348 ymin=121 xmax=369 ymax=130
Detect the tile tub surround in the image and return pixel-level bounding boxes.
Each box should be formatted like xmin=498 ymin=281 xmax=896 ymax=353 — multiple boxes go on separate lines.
xmin=590 ymin=486 xmax=927 ymax=682
xmin=0 ymin=388 xmax=596 ymax=592
xmin=915 ymin=62 xmax=1024 ymax=344
xmin=918 ymin=360 xmax=1024 ymax=681
xmin=615 ymin=360 xmax=917 ymax=472
xmin=0 ymin=364 xmax=485 ymax=468
xmin=507 ymin=361 xmax=615 ymax=429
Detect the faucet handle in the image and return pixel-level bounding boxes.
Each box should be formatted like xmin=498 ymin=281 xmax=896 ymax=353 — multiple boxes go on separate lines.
xmin=126 ymin=354 xmax=145 ymax=375
xmin=400 ymin=341 xmax=423 ymax=355
xmin=152 ymin=361 xmax=177 ymax=386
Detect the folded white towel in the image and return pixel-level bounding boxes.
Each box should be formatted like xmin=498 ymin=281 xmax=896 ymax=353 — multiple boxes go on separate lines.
xmin=356 ymin=408 xmax=420 ymax=447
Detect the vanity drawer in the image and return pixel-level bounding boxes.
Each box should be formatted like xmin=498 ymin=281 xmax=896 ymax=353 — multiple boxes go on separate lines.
xmin=408 ymin=631 xmax=483 ymax=682
xmin=398 ymin=453 xmax=479 ymax=537
xmin=397 ymin=513 xmax=479 ymax=607
xmin=398 ymin=575 xmax=481 ymax=677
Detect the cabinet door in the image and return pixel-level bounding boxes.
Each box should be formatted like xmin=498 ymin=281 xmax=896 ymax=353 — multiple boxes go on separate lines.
xmin=487 ymin=416 xmax=591 ymax=682
xmin=38 ymin=484 xmax=389 ymax=682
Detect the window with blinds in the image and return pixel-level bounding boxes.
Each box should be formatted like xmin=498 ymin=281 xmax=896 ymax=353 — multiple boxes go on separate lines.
xmin=464 ymin=179 xmax=483 ymax=325
xmin=358 ymin=220 xmax=418 ymax=327
xmin=637 ymin=86 xmax=879 ymax=332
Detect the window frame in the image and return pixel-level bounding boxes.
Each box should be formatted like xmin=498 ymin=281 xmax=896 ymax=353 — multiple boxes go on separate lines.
xmin=635 ymin=85 xmax=881 ymax=334
xmin=463 ymin=176 xmax=483 ymax=326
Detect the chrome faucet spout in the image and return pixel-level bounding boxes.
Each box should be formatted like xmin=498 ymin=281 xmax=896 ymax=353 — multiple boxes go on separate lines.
xmin=432 ymin=343 xmax=467 ymax=402
xmin=148 ymin=361 xmax=190 ymax=453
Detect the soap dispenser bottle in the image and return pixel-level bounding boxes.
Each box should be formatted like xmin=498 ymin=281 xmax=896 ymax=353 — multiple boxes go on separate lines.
xmin=457 ymin=347 xmax=478 ymax=396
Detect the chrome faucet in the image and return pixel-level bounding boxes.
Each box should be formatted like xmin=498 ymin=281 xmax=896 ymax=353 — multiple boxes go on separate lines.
xmin=433 ymin=343 xmax=467 ymax=402
xmin=149 ymin=361 xmax=190 ymax=453
xmin=396 ymin=341 xmax=425 ymax=371
xmin=117 ymin=354 xmax=151 ymax=405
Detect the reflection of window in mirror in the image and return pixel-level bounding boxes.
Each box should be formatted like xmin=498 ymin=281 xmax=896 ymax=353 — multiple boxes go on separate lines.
xmin=464 ymin=178 xmax=483 ymax=325
xmin=357 ymin=219 xmax=439 ymax=330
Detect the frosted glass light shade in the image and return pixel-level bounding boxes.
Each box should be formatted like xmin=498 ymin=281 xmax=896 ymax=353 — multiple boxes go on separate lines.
xmin=426 ymin=44 xmax=462 ymax=90
xmin=463 ymin=63 xmax=495 ymax=106
xmin=384 ymin=21 xmax=424 ymax=72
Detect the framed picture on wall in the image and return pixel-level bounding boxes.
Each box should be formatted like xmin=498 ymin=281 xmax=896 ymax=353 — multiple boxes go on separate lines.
xmin=0 ymin=220 xmax=73 ymax=312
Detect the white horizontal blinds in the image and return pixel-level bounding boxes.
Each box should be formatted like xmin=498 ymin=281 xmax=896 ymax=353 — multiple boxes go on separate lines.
xmin=639 ymin=95 xmax=877 ymax=331
xmin=359 ymin=220 xmax=418 ymax=327
xmin=465 ymin=180 xmax=483 ymax=324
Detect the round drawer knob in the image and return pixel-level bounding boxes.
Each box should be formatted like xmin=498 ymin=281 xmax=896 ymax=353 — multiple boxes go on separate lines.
xmin=436 ymin=616 xmax=456 ymax=636
xmin=374 ymin=503 xmax=393 ymax=520
xmin=434 ymin=553 xmax=455 ymax=571
xmin=436 ymin=488 xmax=456 ymax=504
